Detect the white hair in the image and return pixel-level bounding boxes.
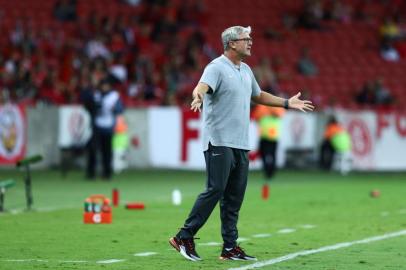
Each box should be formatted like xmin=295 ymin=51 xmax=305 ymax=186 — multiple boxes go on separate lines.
xmin=221 ymin=26 xmax=252 ymax=51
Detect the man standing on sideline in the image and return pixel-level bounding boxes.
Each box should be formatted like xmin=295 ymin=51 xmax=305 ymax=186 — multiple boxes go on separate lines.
xmin=86 ymin=78 xmax=124 ymax=180
xmin=169 ymin=26 xmax=314 ymax=261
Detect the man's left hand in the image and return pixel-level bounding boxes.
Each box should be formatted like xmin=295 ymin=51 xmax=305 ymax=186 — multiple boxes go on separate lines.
xmin=288 ymin=92 xmax=315 ymax=112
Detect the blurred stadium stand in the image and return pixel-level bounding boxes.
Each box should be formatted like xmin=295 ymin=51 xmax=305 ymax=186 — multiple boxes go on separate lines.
xmin=0 ymin=0 xmax=405 ymax=110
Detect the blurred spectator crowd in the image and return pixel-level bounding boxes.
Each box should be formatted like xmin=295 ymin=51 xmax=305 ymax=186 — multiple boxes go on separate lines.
xmin=0 ymin=0 xmax=212 ymax=107
xmin=0 ymin=0 xmax=405 ymax=110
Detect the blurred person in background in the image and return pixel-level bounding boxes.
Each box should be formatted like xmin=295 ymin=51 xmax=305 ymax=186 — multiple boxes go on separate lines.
xmin=84 ymin=78 xmax=124 ymax=180
xmin=378 ymin=17 xmax=404 ymax=62
xmin=373 ymin=78 xmax=394 ymax=107
xmin=112 ymin=114 xmax=129 ymax=173
xmin=297 ymin=0 xmax=324 ymax=30
xmin=252 ymin=105 xmax=285 ymax=199
xmin=53 ymin=0 xmax=77 ymax=22
xmin=355 ymin=78 xmax=394 ymax=108
xmin=297 ymin=47 xmax=318 ymax=76
xmin=169 ymin=25 xmax=314 ymax=262
xmin=355 ymin=80 xmax=376 ymax=106
xmin=320 ymin=116 xmax=352 ymax=174
xmin=109 ymin=53 xmax=128 ymax=84
xmin=379 ymin=17 xmax=402 ymax=42
xmin=380 ymin=39 xmax=400 ymax=62
xmin=324 ymin=0 xmax=352 ymax=23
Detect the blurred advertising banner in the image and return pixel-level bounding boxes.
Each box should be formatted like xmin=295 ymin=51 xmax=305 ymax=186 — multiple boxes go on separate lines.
xmin=53 ymin=107 xmax=406 ymax=171
xmin=337 ymin=110 xmax=406 ymax=171
xmin=148 ymin=107 xmax=261 ymax=169
xmin=124 ymin=109 xmax=150 ymax=168
xmin=281 ymin=111 xmax=318 ymax=149
xmin=148 ymin=107 xmax=205 ymax=169
xmin=0 ymin=104 xmax=26 ymax=164
xmin=58 ymin=106 xmax=92 ymax=148
xmin=147 ymin=108 xmax=318 ymax=169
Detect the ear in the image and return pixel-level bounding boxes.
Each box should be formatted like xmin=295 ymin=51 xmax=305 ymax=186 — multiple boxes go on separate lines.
xmin=230 ymin=40 xmax=236 ymax=48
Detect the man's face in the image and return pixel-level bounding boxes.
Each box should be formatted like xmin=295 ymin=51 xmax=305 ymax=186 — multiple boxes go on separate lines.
xmin=230 ymin=33 xmax=253 ymax=58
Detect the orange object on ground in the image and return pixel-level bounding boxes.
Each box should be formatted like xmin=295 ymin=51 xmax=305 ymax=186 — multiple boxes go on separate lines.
xmin=83 ymin=194 xmax=112 ymax=224
xmin=262 ymin=184 xmax=270 ymax=200
xmin=125 ymin=202 xmax=145 ymax=210
xmin=112 ymin=188 xmax=119 ymax=207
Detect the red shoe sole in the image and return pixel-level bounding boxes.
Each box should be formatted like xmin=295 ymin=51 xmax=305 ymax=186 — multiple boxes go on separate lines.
xmin=169 ymin=237 xmax=180 ymax=252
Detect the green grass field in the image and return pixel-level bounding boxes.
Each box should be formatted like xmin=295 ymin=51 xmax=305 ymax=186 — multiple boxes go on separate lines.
xmin=0 ymin=169 xmax=405 ymax=270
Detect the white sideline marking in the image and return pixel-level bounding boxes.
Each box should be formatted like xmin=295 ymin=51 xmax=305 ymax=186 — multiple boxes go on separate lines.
xmin=277 ymin=228 xmax=296 ymax=234
xmin=58 ymin=260 xmax=88 ymax=263
xmin=198 ymin=242 xmax=222 ymax=246
xmin=237 ymin=237 xmax=249 ymax=242
xmin=252 ymin=234 xmax=272 ymax=238
xmin=299 ymin=224 xmax=316 ymax=229
xmin=228 ymin=230 xmax=406 ymax=270
xmin=134 ymin=252 xmax=157 ymax=256
xmin=96 ymin=259 xmax=126 ymax=264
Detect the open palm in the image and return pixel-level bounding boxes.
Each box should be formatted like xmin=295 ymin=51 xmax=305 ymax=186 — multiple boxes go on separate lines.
xmin=288 ymin=92 xmax=314 ymax=112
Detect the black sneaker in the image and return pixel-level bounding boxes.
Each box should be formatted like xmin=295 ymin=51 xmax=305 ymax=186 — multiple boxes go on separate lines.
xmin=219 ymin=245 xmax=257 ymax=261
xmin=169 ymin=236 xmax=202 ymax=261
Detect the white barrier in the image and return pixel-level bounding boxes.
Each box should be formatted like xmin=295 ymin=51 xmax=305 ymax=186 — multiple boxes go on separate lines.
xmin=336 ymin=110 xmax=406 ymax=171
xmin=20 ymin=106 xmax=406 ymax=171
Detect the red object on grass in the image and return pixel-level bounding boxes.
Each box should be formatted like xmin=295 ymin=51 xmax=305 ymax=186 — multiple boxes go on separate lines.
xmin=126 ymin=202 xmax=145 ymax=210
xmin=112 ymin=188 xmax=119 ymax=207
xmin=262 ymin=184 xmax=269 ymax=200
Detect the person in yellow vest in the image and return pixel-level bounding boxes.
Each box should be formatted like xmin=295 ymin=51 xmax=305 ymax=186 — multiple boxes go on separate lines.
xmin=320 ymin=116 xmax=352 ymax=174
xmin=112 ymin=115 xmax=129 ymax=173
xmin=252 ymin=105 xmax=285 ymax=198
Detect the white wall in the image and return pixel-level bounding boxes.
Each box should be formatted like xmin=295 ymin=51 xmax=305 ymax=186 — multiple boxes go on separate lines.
xmin=22 ymin=106 xmax=406 ymax=171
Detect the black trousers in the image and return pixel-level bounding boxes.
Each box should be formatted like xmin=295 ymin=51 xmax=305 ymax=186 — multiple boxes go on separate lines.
xmin=320 ymin=139 xmax=335 ymax=170
xmin=259 ymin=139 xmax=278 ymax=180
xmin=86 ymin=128 xmax=113 ymax=179
xmin=178 ymin=144 xmax=249 ymax=248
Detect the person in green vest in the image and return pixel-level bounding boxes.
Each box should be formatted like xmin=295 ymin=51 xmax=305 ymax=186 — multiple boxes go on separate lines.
xmin=253 ymin=105 xmax=285 ymax=198
xmin=112 ymin=115 xmax=129 ymax=173
xmin=320 ymin=116 xmax=352 ymax=174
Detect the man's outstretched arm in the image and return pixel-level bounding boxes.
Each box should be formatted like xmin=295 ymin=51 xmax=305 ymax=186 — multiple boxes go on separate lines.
xmin=252 ymin=91 xmax=315 ymax=112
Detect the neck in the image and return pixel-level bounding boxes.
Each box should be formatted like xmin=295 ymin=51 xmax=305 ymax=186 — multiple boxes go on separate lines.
xmin=224 ymin=50 xmax=243 ymax=66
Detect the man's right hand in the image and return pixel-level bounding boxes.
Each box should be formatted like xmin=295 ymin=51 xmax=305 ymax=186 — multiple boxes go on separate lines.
xmin=190 ymin=83 xmax=210 ymax=112
xmin=191 ymin=91 xmax=203 ymax=112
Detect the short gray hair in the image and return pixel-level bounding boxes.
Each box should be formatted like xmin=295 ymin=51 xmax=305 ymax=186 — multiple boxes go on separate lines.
xmin=221 ymin=26 xmax=252 ymax=51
